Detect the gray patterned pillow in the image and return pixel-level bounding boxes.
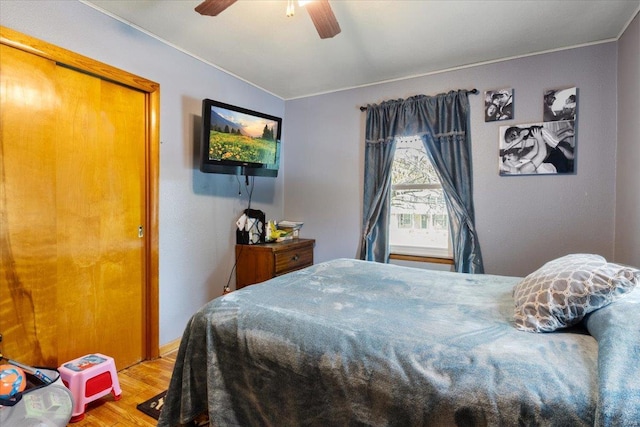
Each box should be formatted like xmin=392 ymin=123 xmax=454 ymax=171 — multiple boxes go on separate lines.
xmin=513 ymin=254 xmax=640 ymax=332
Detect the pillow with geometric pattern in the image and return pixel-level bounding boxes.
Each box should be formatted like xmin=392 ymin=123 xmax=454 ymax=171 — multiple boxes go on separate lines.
xmin=513 ymin=253 xmax=640 ymax=332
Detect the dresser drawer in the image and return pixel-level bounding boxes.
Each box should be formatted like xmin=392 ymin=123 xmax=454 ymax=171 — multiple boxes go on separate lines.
xmin=274 ymin=244 xmax=314 ymax=275
xmin=236 ymin=239 xmax=315 ymax=288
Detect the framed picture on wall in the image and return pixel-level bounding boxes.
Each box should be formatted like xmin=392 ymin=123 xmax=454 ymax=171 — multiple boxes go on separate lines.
xmin=543 ymin=86 xmax=577 ymax=122
xmin=499 ymin=120 xmax=576 ymax=176
xmin=484 ymin=88 xmax=513 ymax=122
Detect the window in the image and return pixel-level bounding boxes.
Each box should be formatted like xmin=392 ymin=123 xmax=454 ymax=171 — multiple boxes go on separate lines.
xmin=389 ymin=136 xmax=452 ymax=258
xmin=397 ymin=214 xmax=412 ymax=229
xmin=415 ymin=214 xmax=428 ymax=229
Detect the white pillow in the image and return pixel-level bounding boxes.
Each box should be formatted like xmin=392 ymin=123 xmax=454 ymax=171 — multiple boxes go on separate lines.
xmin=513 ymin=254 xmax=640 ymax=332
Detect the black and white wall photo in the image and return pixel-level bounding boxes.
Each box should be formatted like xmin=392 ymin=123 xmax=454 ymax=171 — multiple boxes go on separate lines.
xmin=499 ymin=120 xmax=576 ymax=175
xmin=484 ymin=88 xmax=514 ymax=122
xmin=543 ymin=86 xmax=577 ymax=122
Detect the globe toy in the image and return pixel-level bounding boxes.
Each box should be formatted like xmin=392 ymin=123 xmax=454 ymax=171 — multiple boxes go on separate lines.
xmin=0 ymin=364 xmax=27 ymax=398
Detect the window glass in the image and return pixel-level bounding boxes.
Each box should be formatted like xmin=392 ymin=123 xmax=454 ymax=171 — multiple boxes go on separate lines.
xmin=415 ymin=214 xmax=428 ymax=229
xmin=390 ymin=136 xmax=451 ymax=257
xmin=398 ymin=214 xmax=412 ymax=229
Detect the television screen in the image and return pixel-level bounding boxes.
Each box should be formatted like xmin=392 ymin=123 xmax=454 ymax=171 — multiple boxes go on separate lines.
xmin=200 ymin=99 xmax=282 ymax=177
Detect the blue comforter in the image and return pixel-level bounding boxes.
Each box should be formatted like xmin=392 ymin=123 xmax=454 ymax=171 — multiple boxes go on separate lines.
xmin=158 ymin=259 xmax=640 ymax=426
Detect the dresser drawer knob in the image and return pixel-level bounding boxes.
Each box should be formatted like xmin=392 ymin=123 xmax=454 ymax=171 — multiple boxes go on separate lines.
xmin=292 ymin=254 xmax=300 ymax=261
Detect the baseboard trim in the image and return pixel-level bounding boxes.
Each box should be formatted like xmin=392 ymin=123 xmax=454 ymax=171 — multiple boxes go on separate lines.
xmin=159 ymin=338 xmax=181 ymax=356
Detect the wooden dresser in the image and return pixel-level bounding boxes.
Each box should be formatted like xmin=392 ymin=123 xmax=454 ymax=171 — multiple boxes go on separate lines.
xmin=235 ymin=238 xmax=315 ymax=289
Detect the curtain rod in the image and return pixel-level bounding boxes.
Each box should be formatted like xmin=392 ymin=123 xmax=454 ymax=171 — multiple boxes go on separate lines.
xmin=359 ymin=88 xmax=478 ymax=111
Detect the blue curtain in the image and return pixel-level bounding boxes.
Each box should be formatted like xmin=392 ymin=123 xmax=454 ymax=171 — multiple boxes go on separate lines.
xmin=359 ymin=90 xmax=484 ymax=274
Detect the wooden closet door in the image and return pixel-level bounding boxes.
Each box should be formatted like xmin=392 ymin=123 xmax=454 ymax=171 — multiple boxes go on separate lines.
xmin=1 ymin=43 xmax=59 ymax=365
xmin=1 ymin=43 xmax=146 ymax=369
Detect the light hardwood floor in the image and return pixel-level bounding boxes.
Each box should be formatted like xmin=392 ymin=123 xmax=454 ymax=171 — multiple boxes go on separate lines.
xmin=70 ymin=350 xmax=177 ymax=426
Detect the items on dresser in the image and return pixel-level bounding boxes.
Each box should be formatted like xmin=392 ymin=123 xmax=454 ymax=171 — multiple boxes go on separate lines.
xmin=236 ymin=209 xmax=266 ymax=245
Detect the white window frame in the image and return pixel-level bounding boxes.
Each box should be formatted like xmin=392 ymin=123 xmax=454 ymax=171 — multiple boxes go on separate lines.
xmin=389 ymin=143 xmax=453 ymax=260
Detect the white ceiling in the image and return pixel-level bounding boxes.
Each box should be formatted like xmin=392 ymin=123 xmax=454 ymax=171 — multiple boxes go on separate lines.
xmin=83 ymin=0 xmax=639 ymax=100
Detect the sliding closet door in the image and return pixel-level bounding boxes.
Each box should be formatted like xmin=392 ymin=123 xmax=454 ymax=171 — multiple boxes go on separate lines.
xmin=1 ymin=42 xmax=146 ymax=369
xmin=0 ymin=43 xmax=59 ymax=365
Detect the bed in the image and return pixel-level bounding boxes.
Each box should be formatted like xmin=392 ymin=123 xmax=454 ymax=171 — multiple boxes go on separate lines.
xmin=157 ymin=256 xmax=640 ymax=427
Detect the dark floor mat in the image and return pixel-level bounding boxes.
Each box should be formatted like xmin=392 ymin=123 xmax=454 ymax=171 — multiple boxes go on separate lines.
xmin=136 ymin=390 xmax=166 ymax=420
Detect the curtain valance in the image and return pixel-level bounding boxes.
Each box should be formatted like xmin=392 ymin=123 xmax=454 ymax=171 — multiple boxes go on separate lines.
xmin=364 ymin=90 xmax=476 ymax=143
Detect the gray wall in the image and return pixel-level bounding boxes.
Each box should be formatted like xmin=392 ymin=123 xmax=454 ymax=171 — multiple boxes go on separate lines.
xmin=284 ymin=43 xmax=620 ymax=277
xmin=615 ymin=13 xmax=640 ymax=266
xmin=1 ymin=1 xmax=286 ymax=346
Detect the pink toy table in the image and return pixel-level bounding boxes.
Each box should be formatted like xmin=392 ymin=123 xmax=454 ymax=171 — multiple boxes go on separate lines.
xmin=58 ymin=353 xmax=121 ymax=422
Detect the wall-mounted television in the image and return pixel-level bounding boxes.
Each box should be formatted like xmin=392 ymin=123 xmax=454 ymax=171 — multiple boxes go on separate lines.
xmin=200 ymin=99 xmax=282 ymax=177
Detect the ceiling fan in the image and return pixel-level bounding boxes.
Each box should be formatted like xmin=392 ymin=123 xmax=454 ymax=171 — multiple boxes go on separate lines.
xmin=194 ymin=0 xmax=341 ymax=39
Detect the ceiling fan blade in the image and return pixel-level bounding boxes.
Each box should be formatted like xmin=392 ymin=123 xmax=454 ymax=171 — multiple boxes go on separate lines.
xmin=195 ymin=0 xmax=237 ymax=16
xmin=305 ymin=0 xmax=341 ymax=39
